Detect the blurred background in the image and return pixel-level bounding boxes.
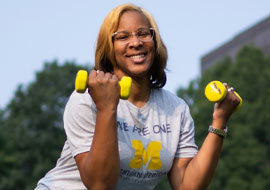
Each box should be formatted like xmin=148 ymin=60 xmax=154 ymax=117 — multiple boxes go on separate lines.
xmin=0 ymin=0 xmax=269 ymax=189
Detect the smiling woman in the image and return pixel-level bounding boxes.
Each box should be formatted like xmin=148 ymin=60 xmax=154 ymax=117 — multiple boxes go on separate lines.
xmin=113 ymin=10 xmax=156 ymax=84
xmin=95 ymin=4 xmax=168 ymax=89
xmin=35 ymin=3 xmax=240 ymax=190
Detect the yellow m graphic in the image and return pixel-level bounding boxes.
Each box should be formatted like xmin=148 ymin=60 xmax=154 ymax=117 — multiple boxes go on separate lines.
xmin=129 ymin=140 xmax=162 ymax=170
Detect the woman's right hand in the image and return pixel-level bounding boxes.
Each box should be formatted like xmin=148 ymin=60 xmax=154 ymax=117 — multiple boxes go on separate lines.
xmin=87 ymin=70 xmax=120 ymax=112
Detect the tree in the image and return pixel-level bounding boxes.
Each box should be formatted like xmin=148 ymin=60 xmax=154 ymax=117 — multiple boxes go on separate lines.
xmin=177 ymin=45 xmax=270 ymax=190
xmin=0 ymin=60 xmax=89 ymax=189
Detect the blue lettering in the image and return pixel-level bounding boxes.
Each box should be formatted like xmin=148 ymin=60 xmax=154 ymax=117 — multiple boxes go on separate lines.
xmin=123 ymin=122 xmax=129 ymax=131
xmin=133 ymin=125 xmax=139 ymax=133
xmin=133 ymin=125 xmax=150 ymax=136
xmin=165 ymin=124 xmax=171 ymax=133
xmin=153 ymin=125 xmax=160 ymax=134
xmin=117 ymin=121 xmax=123 ymax=130
xmin=159 ymin=125 xmax=167 ymax=133
xmin=142 ymin=127 xmax=150 ymax=136
xmin=117 ymin=121 xmax=130 ymax=131
xmin=153 ymin=124 xmax=171 ymax=134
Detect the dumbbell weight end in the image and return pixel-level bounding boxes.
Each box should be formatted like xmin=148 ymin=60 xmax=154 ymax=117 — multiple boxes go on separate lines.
xmin=205 ymin=81 xmax=242 ymax=111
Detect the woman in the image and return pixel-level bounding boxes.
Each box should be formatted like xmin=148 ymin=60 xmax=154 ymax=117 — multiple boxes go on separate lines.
xmin=36 ymin=4 xmax=240 ymax=190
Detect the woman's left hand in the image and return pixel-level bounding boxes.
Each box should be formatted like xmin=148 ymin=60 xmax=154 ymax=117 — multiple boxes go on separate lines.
xmin=212 ymin=83 xmax=241 ymax=128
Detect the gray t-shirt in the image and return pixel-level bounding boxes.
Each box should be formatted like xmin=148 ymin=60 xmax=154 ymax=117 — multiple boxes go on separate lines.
xmin=36 ymin=88 xmax=198 ymax=190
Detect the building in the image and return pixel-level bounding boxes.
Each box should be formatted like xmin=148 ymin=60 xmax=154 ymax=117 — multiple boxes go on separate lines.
xmin=201 ymin=15 xmax=270 ymax=72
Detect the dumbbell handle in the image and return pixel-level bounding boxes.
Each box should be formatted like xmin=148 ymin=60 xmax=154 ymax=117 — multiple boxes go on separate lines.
xmin=205 ymin=80 xmax=242 ymax=111
xmin=75 ymin=70 xmax=132 ymax=100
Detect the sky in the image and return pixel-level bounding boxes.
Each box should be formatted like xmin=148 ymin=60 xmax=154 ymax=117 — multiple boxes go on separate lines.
xmin=0 ymin=0 xmax=269 ymax=109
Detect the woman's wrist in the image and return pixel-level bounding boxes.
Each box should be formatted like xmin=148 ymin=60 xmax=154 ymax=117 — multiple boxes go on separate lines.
xmin=208 ymin=125 xmax=228 ymax=138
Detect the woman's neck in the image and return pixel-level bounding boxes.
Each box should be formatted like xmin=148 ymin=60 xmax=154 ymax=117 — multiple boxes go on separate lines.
xmin=113 ymin=69 xmax=151 ymax=108
xmin=127 ymin=77 xmax=151 ymax=108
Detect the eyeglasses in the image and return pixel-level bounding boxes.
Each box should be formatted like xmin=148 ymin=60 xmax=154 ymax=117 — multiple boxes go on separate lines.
xmin=112 ymin=28 xmax=154 ymax=45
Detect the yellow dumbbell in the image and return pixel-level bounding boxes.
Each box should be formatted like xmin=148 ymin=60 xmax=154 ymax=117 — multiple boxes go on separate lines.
xmin=75 ymin=70 xmax=132 ymax=100
xmin=205 ymin=80 xmax=242 ymax=111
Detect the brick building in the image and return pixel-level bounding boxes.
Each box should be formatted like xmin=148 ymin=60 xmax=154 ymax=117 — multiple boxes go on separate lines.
xmin=201 ymin=15 xmax=270 ymax=72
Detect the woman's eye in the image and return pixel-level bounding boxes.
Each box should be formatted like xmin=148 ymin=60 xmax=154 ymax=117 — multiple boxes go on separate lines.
xmin=116 ymin=34 xmax=129 ymax=40
xmin=138 ymin=32 xmax=149 ymax=37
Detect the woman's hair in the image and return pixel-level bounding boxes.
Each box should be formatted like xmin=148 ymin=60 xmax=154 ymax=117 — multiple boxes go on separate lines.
xmin=95 ymin=4 xmax=168 ymax=88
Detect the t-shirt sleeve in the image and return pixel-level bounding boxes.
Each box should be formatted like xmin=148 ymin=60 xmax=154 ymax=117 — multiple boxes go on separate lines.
xmin=175 ymin=104 xmax=198 ymax=158
xmin=63 ymin=91 xmax=97 ymax=157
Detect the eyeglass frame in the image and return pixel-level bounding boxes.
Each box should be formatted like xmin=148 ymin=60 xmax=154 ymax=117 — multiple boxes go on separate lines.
xmin=112 ymin=27 xmax=155 ymax=45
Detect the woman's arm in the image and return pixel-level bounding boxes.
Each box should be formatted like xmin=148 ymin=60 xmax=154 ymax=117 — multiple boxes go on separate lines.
xmin=169 ymin=85 xmax=240 ymax=190
xmin=169 ymin=130 xmax=224 ymax=190
xmin=74 ymin=70 xmax=121 ymax=190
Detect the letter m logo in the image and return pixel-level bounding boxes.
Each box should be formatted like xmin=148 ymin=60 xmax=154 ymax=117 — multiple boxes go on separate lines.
xmin=129 ymin=140 xmax=162 ymax=170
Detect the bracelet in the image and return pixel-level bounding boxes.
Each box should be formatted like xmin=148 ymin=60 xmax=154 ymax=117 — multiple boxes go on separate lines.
xmin=208 ymin=125 xmax=228 ymax=138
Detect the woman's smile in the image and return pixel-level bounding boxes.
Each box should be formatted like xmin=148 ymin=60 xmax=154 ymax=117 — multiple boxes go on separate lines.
xmin=126 ymin=52 xmax=147 ymax=63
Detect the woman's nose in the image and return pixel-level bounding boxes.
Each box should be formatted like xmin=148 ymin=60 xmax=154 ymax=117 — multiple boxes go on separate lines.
xmin=128 ymin=35 xmax=143 ymax=47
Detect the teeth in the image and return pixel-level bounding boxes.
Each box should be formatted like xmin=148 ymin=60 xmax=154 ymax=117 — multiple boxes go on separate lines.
xmin=130 ymin=54 xmax=145 ymax=59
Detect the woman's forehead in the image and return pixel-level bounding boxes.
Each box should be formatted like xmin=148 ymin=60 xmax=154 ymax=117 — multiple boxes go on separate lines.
xmin=117 ymin=10 xmax=150 ymax=31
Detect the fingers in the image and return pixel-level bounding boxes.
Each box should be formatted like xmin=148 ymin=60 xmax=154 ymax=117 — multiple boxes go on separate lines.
xmin=223 ymin=82 xmax=234 ymax=93
xmin=89 ymin=70 xmax=112 ymax=81
xmin=228 ymin=87 xmax=234 ymax=92
xmin=223 ymin=83 xmax=228 ymax=89
xmin=105 ymin=72 xmax=112 ymax=79
xmin=222 ymin=82 xmax=241 ymax=106
xmin=87 ymin=70 xmax=120 ymax=111
xmin=89 ymin=70 xmax=104 ymax=79
xmin=88 ymin=70 xmax=119 ymax=87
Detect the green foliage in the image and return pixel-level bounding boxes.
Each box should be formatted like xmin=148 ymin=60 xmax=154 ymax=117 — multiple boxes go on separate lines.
xmin=0 ymin=61 xmax=89 ymax=190
xmin=1 ymin=45 xmax=269 ymax=190
xmin=177 ymin=45 xmax=270 ymax=190
xmin=154 ymin=177 xmax=171 ymax=190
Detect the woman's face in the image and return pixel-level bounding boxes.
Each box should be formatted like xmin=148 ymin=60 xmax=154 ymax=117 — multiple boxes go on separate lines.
xmin=113 ymin=10 xmax=155 ymax=79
